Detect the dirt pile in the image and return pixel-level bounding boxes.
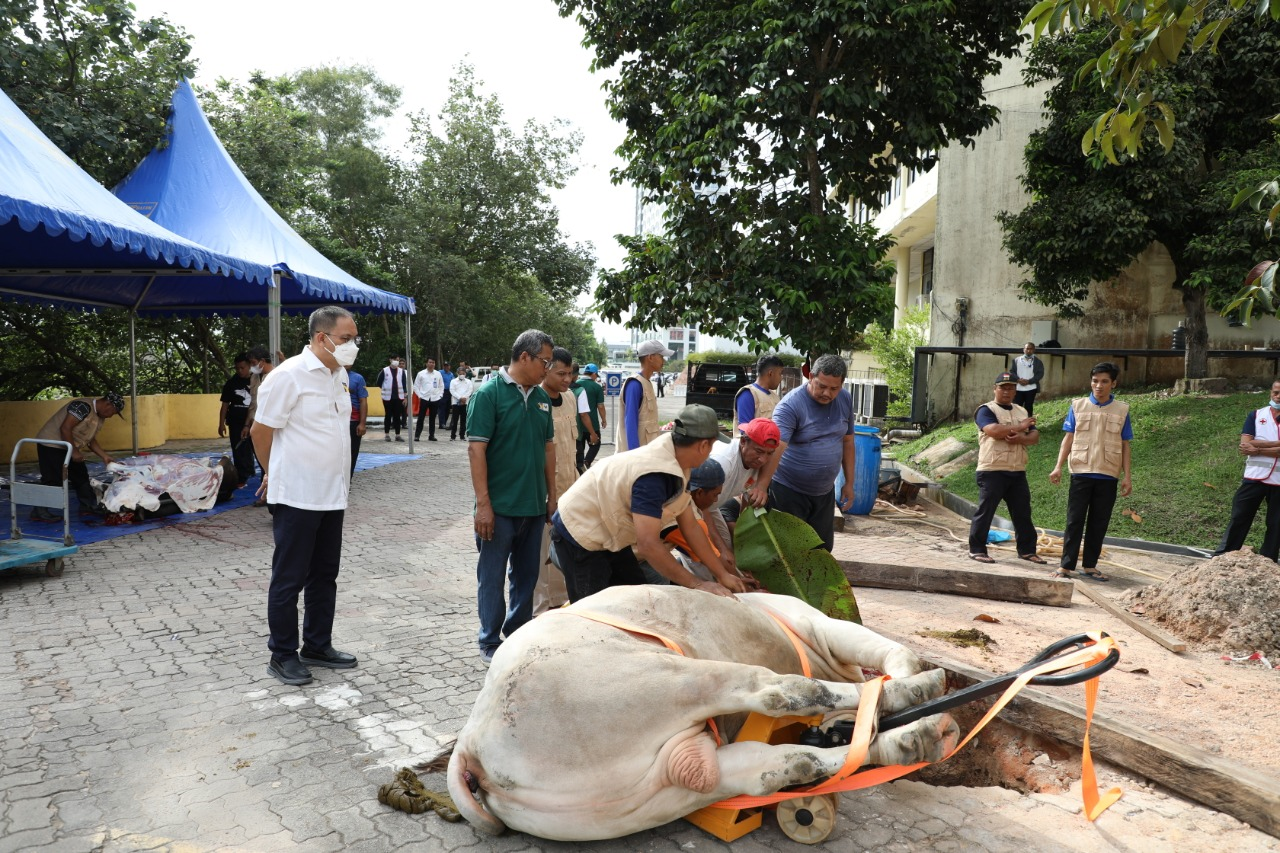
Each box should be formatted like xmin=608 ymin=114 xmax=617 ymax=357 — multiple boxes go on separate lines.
xmin=1121 ymin=547 xmax=1280 ymax=658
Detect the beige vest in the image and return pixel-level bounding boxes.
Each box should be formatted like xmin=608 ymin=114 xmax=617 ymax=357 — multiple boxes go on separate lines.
xmin=618 ymin=373 xmax=660 ymax=452
xmin=731 ymin=383 xmax=779 ymax=430
xmin=36 ymin=399 xmax=105 ymax=450
xmin=1068 ymin=397 xmax=1130 ymax=478
xmin=548 ymin=389 xmax=581 ymax=499
xmin=558 ymin=433 xmax=692 ymax=552
xmin=975 ymin=402 xmax=1030 ymax=472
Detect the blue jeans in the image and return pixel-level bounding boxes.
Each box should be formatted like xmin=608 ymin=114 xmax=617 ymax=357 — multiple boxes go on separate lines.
xmin=475 ymin=514 xmax=544 ymax=650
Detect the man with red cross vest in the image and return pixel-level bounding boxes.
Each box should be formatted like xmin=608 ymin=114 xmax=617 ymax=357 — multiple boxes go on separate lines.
xmin=1214 ymin=379 xmax=1280 ymax=561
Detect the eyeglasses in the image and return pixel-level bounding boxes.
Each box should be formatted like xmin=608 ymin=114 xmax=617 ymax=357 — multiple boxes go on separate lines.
xmin=326 ymin=334 xmax=362 ymax=346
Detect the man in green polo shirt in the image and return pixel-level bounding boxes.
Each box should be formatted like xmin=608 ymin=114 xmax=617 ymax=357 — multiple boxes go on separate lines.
xmin=467 ymin=329 xmax=557 ymax=664
xmin=575 ymin=362 xmax=607 ymax=474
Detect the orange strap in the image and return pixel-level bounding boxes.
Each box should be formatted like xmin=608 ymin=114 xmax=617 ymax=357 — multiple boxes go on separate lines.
xmin=716 ymin=632 xmax=1122 ymax=821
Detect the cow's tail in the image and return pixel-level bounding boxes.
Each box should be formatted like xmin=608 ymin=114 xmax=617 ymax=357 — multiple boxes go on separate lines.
xmin=421 ymin=738 xmax=507 ymax=836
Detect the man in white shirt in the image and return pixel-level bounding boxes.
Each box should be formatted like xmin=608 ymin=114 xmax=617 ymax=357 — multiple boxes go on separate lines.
xmin=448 ymin=363 xmax=475 ymax=440
xmin=375 ymin=355 xmax=409 ymax=442
xmin=413 ymin=358 xmax=446 ymax=442
xmin=250 ymin=306 xmax=359 ymax=686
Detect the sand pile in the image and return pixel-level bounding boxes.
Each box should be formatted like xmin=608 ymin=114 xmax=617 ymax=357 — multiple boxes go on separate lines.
xmin=1121 ymin=548 xmax=1280 ymax=658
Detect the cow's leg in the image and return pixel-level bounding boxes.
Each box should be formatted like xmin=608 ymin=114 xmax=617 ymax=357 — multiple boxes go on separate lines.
xmin=708 ymin=713 xmax=960 ymax=797
xmin=742 ymin=593 xmax=931 ymax=679
xmin=683 ymin=659 xmax=946 ymax=721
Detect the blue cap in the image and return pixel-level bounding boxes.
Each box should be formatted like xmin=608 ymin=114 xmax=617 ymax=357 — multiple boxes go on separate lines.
xmin=584 ymin=363 xmax=599 ymax=373
xmin=688 ymin=458 xmax=726 ymax=492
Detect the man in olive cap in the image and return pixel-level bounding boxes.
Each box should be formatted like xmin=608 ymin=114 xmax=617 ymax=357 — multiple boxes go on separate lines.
xmin=32 ymin=391 xmax=125 ymax=517
xmin=550 ymin=404 xmax=753 ymax=601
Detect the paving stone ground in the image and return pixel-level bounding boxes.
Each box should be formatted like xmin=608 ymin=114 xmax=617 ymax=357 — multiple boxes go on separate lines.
xmin=2 ymin=393 xmax=1277 ymax=852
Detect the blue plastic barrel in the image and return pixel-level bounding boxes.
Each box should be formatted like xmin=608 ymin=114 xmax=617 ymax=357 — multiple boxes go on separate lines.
xmin=835 ymin=425 xmax=882 ymax=515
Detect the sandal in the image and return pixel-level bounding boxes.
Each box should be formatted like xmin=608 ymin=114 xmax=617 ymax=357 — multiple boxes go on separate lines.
xmin=1080 ymin=569 xmax=1110 ymax=582
xmin=1018 ymin=554 xmax=1047 ymax=565
xmin=968 ymin=553 xmax=996 ymax=564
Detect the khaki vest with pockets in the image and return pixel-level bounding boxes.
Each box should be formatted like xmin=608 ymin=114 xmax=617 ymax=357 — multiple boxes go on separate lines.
xmin=975 ymin=401 xmax=1030 ymax=472
xmin=618 ymin=374 xmax=660 ymax=452
xmin=550 ymin=390 xmax=580 ymax=499
xmin=558 ymin=433 xmax=691 ymax=552
xmin=1068 ymin=397 xmax=1129 ymax=479
xmin=731 ymin=384 xmax=779 ymax=431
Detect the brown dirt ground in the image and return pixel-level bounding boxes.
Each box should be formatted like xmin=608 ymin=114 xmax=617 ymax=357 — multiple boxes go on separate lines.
xmin=833 ymin=500 xmax=1280 ymax=779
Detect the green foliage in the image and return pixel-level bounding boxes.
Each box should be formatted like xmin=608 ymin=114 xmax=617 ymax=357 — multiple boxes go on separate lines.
xmin=863 ymin=305 xmax=929 ymax=417
xmin=894 ymin=387 xmax=1270 ymax=550
xmin=999 ymin=19 xmax=1280 ymax=377
xmin=735 ymin=506 xmax=861 ymax=624
xmin=556 ymin=0 xmax=1028 ymax=356
xmin=688 ymin=350 xmax=804 ymax=367
xmin=0 ymin=0 xmax=195 ymax=186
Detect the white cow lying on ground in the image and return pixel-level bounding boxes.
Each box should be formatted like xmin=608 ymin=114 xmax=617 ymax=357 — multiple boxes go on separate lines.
xmin=429 ymin=586 xmax=959 ymax=841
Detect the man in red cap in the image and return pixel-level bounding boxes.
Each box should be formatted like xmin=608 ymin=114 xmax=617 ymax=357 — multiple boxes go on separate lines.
xmin=708 ymin=417 xmax=781 ymax=543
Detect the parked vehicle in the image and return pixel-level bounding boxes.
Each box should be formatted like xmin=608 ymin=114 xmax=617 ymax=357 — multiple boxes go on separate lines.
xmin=684 ymin=363 xmax=748 ymax=418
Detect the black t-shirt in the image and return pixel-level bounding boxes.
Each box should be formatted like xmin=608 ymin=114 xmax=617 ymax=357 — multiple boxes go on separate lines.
xmin=220 ymin=375 xmax=253 ymax=420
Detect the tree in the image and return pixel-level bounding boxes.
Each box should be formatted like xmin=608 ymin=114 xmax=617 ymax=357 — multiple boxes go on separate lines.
xmin=555 ymin=0 xmax=1028 ymax=355
xmin=998 ymin=20 xmax=1280 ymax=378
xmin=864 ymin=305 xmax=930 ymax=417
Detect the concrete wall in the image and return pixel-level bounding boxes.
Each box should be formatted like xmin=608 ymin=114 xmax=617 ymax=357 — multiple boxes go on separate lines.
xmin=926 ymin=55 xmax=1280 ymax=423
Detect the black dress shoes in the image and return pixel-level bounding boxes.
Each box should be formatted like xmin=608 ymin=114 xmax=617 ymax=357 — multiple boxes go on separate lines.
xmin=268 ymin=656 xmax=313 ymax=685
xmin=300 ymin=645 xmax=358 ymax=669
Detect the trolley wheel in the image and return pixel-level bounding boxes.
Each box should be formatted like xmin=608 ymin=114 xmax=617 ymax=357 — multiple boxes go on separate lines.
xmin=776 ymin=793 xmax=840 ymax=844
xmin=45 ymin=558 xmax=64 ymax=578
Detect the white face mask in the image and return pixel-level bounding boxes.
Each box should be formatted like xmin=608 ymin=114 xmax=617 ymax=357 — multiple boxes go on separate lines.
xmin=325 ymin=335 xmax=359 ymax=367
xmin=250 ymin=364 xmax=263 ymax=375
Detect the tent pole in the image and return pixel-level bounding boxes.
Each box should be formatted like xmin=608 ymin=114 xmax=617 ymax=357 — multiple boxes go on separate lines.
xmin=404 ymin=315 xmax=413 ymax=453
xmin=269 ymin=270 xmax=281 ymax=363
xmin=129 ymin=310 xmax=139 ymax=455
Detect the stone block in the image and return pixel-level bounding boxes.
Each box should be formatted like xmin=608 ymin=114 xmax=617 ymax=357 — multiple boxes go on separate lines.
xmin=910 ymin=435 xmax=972 ymax=469
xmin=932 ymin=447 xmax=979 ymax=479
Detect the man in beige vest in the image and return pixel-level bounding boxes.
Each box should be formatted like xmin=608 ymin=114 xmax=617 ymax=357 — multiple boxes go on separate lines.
xmin=33 ymin=391 xmax=124 ymax=518
xmin=619 ymin=339 xmax=672 ymax=451
xmin=968 ymin=372 xmax=1044 ymax=565
xmin=732 ymin=354 xmax=783 ymax=430
xmin=550 ymin=404 xmax=754 ymax=601
xmin=1049 ymin=361 xmax=1133 ymax=581
xmin=534 ymin=348 xmax=587 ymax=615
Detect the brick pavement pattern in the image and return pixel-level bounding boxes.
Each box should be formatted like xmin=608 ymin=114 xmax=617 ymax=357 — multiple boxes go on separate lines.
xmin=1 ymin=402 xmax=1277 ymax=852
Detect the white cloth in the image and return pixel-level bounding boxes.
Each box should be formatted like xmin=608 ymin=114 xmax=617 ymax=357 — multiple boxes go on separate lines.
xmin=1014 ymin=355 xmax=1038 ymax=391
xmin=378 ymin=365 xmax=407 ymax=401
xmin=449 ymin=375 xmax=474 ymax=402
xmin=413 ymin=369 xmax=445 ymax=401
xmin=255 ymin=346 xmax=352 ymax=511
xmin=710 ymin=438 xmax=757 ymax=509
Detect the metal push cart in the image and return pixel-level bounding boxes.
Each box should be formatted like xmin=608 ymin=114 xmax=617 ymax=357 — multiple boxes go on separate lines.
xmin=2 ymin=439 xmax=78 ymax=577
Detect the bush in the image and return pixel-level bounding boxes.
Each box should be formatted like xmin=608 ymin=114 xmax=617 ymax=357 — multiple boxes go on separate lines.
xmin=863 ymin=305 xmax=929 ymax=417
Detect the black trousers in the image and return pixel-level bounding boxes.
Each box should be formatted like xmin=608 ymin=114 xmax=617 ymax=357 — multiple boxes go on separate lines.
xmin=1013 ymin=389 xmax=1038 ymax=416
xmin=415 ymin=399 xmax=439 ymax=438
xmin=267 ymin=504 xmax=345 ymax=659
xmin=449 ymin=404 xmax=468 ymax=439
xmin=968 ymin=471 xmax=1038 ymax=556
xmin=227 ymin=414 xmax=254 ymax=482
xmin=438 ymin=390 xmax=452 ymax=428
xmin=1215 ymin=479 xmax=1280 ymax=560
xmin=552 ymin=527 xmax=645 ymax=602
xmin=37 ymin=441 xmax=93 ymax=504
xmin=767 ymin=480 xmax=836 ymax=552
xmin=349 ymin=421 xmax=362 ymax=476
xmin=383 ymin=397 xmax=407 ymax=436
xmin=576 ymin=434 xmax=602 ymax=471
xmin=1060 ymin=476 xmax=1118 ymax=571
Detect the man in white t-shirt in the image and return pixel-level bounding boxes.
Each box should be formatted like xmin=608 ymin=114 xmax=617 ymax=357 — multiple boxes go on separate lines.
xmin=251 ymin=306 xmax=359 ymax=686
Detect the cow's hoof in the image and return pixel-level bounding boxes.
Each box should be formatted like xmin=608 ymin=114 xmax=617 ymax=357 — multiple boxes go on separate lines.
xmin=878 ymin=667 xmax=946 ymax=713
xmin=868 ymin=713 xmax=960 ymax=767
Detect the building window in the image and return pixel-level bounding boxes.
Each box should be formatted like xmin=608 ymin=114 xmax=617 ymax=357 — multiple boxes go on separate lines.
xmin=921 ymin=248 xmax=934 ymax=296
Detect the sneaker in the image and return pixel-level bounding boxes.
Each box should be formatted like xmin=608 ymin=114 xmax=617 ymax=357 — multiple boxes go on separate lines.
xmin=384 ymin=434 xmax=392 ymax=442
xmin=29 ymin=507 xmax=62 ymax=523
xmin=480 ymin=645 xmax=499 ymax=665
xmin=395 ymin=435 xmax=405 ymax=442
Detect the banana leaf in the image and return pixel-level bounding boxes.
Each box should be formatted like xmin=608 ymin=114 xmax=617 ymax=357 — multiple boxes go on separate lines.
xmin=734 ymin=506 xmax=862 ymax=624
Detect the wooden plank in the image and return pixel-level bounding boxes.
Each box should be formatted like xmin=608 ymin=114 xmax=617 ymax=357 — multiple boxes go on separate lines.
xmin=838 ymin=559 xmax=1074 ymax=608
xmin=899 ymin=644 xmax=1280 ymax=840
xmin=1072 ymin=580 xmax=1187 ymax=653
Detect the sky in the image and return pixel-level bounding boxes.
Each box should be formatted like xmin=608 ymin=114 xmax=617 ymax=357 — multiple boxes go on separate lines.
xmin=130 ymin=0 xmax=635 ymax=343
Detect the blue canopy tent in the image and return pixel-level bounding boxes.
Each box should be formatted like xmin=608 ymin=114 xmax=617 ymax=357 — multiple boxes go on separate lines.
xmin=113 ymin=79 xmax=415 ymax=374
xmin=0 ymin=84 xmax=279 ymax=451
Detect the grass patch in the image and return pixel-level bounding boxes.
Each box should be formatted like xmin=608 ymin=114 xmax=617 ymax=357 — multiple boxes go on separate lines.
xmin=890 ymin=389 xmax=1263 ymax=551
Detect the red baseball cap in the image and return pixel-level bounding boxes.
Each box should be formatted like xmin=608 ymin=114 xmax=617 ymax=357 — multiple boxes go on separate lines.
xmin=739 ymin=418 xmax=780 ymax=448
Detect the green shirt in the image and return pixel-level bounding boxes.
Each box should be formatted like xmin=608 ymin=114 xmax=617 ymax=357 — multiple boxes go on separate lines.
xmin=574 ymin=377 xmax=605 ymax=435
xmin=468 ymin=367 xmax=554 ymax=517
